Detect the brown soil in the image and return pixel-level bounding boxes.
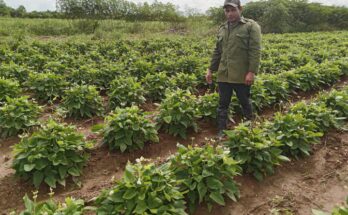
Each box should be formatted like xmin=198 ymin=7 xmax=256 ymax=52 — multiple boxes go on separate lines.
xmin=0 ymin=78 xmax=347 ymax=214
xmin=194 ymin=131 xmax=348 ymax=215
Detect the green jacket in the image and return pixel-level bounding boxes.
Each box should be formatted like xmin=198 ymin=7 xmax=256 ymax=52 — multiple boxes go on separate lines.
xmin=209 ymin=17 xmax=262 ymax=83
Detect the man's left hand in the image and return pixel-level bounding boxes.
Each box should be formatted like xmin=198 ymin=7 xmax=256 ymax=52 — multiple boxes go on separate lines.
xmin=245 ymin=71 xmax=255 ymax=86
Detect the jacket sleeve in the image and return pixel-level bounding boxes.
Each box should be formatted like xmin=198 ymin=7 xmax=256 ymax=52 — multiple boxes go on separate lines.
xmin=248 ymin=22 xmax=262 ymax=74
xmin=209 ymin=30 xmax=223 ymax=72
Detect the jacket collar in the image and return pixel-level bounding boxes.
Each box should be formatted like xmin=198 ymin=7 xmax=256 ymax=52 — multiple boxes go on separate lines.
xmin=223 ymin=16 xmax=247 ymax=29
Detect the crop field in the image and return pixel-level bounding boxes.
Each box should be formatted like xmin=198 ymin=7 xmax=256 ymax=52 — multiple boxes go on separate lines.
xmin=0 ymin=30 xmax=347 ymax=214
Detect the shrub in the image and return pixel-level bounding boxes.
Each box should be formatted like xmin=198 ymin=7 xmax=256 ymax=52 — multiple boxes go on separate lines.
xmin=266 ymin=113 xmax=323 ymax=159
xmin=156 ymin=89 xmax=199 ymax=139
xmin=169 ymin=144 xmax=241 ymax=213
xmin=26 ymin=72 xmax=68 ymax=102
xmin=169 ymin=72 xmax=198 ymax=93
xmin=0 ymin=77 xmax=21 ymax=103
xmin=95 ymin=159 xmax=187 ymax=215
xmin=223 ymin=123 xmax=290 ymax=181
xmin=12 ymin=192 xmax=88 ymax=215
xmin=0 ymin=96 xmax=41 ymax=138
xmin=197 ymin=92 xmax=219 ymax=119
xmin=289 ymin=101 xmax=343 ymax=132
xmin=103 ymin=106 xmax=159 ymax=152
xmin=12 ymin=120 xmax=92 ymax=188
xmin=318 ymin=88 xmax=348 ymax=118
xmin=142 ymin=72 xmax=172 ymax=101
xmin=108 ymin=76 xmax=146 ymax=109
xmin=61 ymin=85 xmax=104 ymax=119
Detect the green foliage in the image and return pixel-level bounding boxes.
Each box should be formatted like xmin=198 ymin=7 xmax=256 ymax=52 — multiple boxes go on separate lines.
xmin=108 ymin=76 xmax=146 ymax=109
xmin=12 ymin=120 xmax=92 ymax=188
xmin=156 ymin=89 xmax=199 ymax=139
xmin=331 ymin=197 xmax=348 ymax=215
xmin=318 ymin=61 xmax=343 ymax=86
xmin=57 ymin=0 xmax=184 ymax=21
xmin=95 ymin=159 xmax=187 ymax=215
xmin=103 ymin=106 xmax=159 ymax=152
xmin=197 ymin=92 xmax=219 ymax=119
xmin=251 ymin=79 xmax=274 ymax=112
xmin=141 ymin=72 xmax=172 ymax=101
xmin=267 ymin=113 xmax=323 ymax=159
xmin=223 ymin=123 xmax=290 ymax=181
xmin=26 ymin=72 xmax=68 ymax=102
xmin=169 ymin=144 xmax=241 ymax=213
xmin=13 ymin=192 xmax=88 ymax=215
xmin=0 ymin=96 xmax=41 ymax=138
xmin=289 ymin=101 xmax=343 ymax=132
xmin=0 ymin=62 xmax=31 ymax=84
xmin=0 ymin=77 xmax=21 ymax=103
xmin=170 ymin=72 xmax=198 ymax=93
xmin=295 ymin=63 xmax=321 ymax=92
xmin=61 ymin=85 xmax=104 ymax=119
xmin=260 ymin=74 xmax=289 ymax=104
xmin=241 ymin=0 xmax=348 ymax=33
xmin=319 ymin=88 xmax=348 ymax=118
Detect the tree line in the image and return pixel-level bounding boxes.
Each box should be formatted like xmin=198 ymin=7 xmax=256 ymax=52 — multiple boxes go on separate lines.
xmin=208 ymin=0 xmax=348 ymax=33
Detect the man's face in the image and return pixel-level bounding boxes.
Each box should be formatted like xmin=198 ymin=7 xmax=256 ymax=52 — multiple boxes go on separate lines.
xmin=224 ymin=5 xmax=242 ymax=23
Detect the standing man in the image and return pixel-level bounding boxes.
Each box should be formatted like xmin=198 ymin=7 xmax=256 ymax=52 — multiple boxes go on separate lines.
xmin=206 ymin=0 xmax=262 ymax=136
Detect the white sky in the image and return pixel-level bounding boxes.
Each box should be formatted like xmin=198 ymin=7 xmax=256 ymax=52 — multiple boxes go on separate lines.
xmin=4 ymin=0 xmax=348 ymax=12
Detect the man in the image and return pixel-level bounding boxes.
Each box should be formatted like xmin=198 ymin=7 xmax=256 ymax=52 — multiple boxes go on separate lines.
xmin=206 ymin=0 xmax=261 ymax=137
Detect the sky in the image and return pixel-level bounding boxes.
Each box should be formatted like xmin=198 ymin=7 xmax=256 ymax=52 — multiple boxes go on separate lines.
xmin=4 ymin=0 xmax=348 ymax=13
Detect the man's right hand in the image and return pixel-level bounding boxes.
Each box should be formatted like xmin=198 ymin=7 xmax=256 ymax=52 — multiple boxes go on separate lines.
xmin=205 ymin=69 xmax=213 ymax=84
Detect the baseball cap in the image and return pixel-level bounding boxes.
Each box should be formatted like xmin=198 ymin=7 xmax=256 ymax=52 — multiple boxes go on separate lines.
xmin=223 ymin=0 xmax=241 ymax=8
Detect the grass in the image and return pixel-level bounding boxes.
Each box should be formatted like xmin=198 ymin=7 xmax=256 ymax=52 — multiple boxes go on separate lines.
xmin=0 ymin=17 xmax=215 ymax=41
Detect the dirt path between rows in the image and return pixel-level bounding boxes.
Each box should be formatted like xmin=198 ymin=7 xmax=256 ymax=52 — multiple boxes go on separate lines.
xmin=0 ymin=78 xmax=347 ymax=214
xmin=195 ymin=131 xmax=348 ymax=215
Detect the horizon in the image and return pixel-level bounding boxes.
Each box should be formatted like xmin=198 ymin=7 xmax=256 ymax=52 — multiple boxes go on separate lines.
xmin=4 ymin=0 xmax=348 ymax=13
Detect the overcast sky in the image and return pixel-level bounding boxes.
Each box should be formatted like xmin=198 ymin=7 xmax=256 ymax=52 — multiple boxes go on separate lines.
xmin=4 ymin=0 xmax=348 ymax=13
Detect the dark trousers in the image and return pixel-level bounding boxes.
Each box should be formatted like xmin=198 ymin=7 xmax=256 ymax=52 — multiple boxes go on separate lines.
xmin=217 ymin=82 xmax=253 ymax=130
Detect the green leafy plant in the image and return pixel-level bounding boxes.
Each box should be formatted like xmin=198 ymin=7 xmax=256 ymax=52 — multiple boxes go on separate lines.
xmin=95 ymin=159 xmax=187 ymax=215
xmin=318 ymin=88 xmax=348 ymax=118
xmin=61 ymin=85 xmax=104 ymax=119
xmin=260 ymin=74 xmax=290 ymax=104
xmin=197 ymin=92 xmax=219 ymax=119
xmin=108 ymin=76 xmax=146 ymax=109
xmin=267 ymin=113 xmax=323 ymax=159
xmin=169 ymin=72 xmax=198 ymax=93
xmin=12 ymin=191 xmax=90 ymax=215
xmin=0 ymin=96 xmax=41 ymax=138
xmin=0 ymin=77 xmax=21 ymax=103
xmin=156 ymin=89 xmax=200 ymax=139
xmin=0 ymin=62 xmax=31 ymax=84
xmin=103 ymin=106 xmax=159 ymax=152
xmin=279 ymin=70 xmax=302 ymax=92
xmin=12 ymin=120 xmax=92 ymax=188
xmin=26 ymin=72 xmax=68 ymax=102
xmin=294 ymin=63 xmax=321 ymax=92
xmin=169 ymin=144 xmax=241 ymax=213
xmin=317 ymin=61 xmax=343 ymax=86
xmin=289 ymin=101 xmax=343 ymax=132
xmin=141 ymin=72 xmax=172 ymax=101
xmin=223 ymin=123 xmax=290 ymax=181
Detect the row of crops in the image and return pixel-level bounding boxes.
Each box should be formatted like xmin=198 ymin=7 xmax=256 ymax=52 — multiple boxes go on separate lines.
xmin=1 ymin=31 xmax=347 ymax=213
xmin=1 ymin=57 xmax=347 ymax=140
xmin=0 ymin=32 xmax=347 ymax=93
xmin=10 ymin=85 xmax=348 ymax=214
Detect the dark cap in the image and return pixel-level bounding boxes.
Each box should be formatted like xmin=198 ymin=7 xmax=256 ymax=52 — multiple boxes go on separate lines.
xmin=223 ymin=0 xmax=241 ymax=8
